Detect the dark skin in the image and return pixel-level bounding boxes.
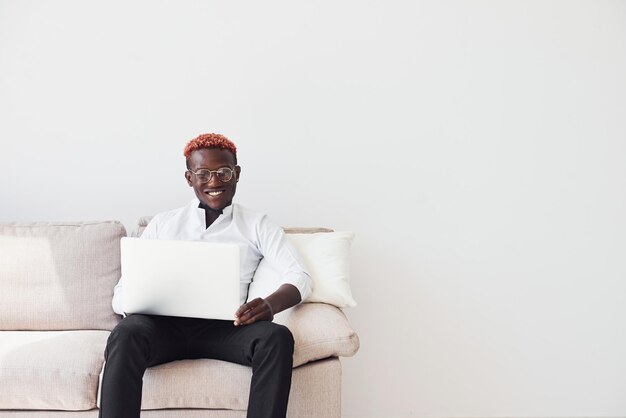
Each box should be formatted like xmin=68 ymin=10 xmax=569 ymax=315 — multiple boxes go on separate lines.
xmin=185 ymin=148 xmax=302 ymax=326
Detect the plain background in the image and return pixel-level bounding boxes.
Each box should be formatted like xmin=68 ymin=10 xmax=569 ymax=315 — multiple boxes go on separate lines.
xmin=1 ymin=1 xmax=625 ymax=417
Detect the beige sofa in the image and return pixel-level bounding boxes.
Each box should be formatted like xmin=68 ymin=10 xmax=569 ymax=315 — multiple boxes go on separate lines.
xmin=0 ymin=220 xmax=359 ymax=417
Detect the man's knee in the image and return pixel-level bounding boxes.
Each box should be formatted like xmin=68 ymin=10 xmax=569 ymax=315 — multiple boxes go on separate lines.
xmin=258 ymin=323 xmax=294 ymax=354
xmin=106 ymin=315 xmax=154 ymax=355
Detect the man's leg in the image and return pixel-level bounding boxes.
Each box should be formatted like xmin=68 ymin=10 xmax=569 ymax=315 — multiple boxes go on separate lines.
xmin=99 ymin=315 xmax=188 ymax=418
xmin=188 ymin=320 xmax=295 ymax=418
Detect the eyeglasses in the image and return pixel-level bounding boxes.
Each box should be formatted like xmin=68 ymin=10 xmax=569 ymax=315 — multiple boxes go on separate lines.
xmin=188 ymin=167 xmax=236 ymax=183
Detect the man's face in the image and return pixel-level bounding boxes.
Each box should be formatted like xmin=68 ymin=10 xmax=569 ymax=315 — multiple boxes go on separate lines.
xmin=185 ymin=148 xmax=241 ymax=211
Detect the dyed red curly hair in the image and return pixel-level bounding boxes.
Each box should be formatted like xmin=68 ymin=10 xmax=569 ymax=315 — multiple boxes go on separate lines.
xmin=184 ymin=133 xmax=237 ymax=168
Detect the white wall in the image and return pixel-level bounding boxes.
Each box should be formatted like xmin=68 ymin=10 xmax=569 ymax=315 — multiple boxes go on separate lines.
xmin=1 ymin=1 xmax=625 ymax=417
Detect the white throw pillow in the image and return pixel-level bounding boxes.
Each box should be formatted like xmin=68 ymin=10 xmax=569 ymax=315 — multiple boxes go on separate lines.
xmin=248 ymin=231 xmax=357 ymax=308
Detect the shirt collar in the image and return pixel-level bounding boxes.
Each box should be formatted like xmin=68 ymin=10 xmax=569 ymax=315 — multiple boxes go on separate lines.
xmin=190 ymin=197 xmax=234 ymax=227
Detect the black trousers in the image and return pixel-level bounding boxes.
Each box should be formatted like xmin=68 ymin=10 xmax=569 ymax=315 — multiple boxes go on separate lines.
xmin=99 ymin=314 xmax=294 ymax=418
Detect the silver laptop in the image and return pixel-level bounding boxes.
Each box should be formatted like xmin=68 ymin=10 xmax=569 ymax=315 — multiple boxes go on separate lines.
xmin=120 ymin=237 xmax=240 ymax=320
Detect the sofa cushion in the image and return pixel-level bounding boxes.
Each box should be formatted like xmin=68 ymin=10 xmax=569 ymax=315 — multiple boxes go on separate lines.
xmin=248 ymin=231 xmax=357 ymax=308
xmin=0 ymin=330 xmax=109 ymax=410
xmin=98 ymin=357 xmax=341 ymax=413
xmin=0 ymin=221 xmax=125 ymax=330
xmin=142 ymin=359 xmax=251 ymax=410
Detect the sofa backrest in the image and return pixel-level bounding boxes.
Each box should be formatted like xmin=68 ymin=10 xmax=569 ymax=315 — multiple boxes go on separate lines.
xmin=133 ymin=216 xmax=333 ymax=237
xmin=0 ymin=221 xmax=126 ymax=331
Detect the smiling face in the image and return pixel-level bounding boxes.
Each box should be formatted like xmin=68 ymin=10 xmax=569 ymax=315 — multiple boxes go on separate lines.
xmin=185 ymin=148 xmax=241 ymax=211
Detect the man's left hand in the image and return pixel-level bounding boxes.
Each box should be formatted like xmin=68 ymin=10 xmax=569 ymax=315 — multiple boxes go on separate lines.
xmin=234 ymin=298 xmax=274 ymax=326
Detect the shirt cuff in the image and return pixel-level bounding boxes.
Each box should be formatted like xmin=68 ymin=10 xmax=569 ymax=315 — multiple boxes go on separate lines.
xmin=281 ymin=271 xmax=313 ymax=302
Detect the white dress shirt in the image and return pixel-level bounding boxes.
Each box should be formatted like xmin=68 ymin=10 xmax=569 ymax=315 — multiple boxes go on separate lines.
xmin=111 ymin=198 xmax=312 ymax=315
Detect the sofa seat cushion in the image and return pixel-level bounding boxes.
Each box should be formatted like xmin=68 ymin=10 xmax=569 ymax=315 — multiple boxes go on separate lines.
xmin=140 ymin=359 xmax=251 ymax=410
xmin=0 ymin=330 xmax=109 ymax=410
xmin=99 ymin=357 xmax=341 ymax=412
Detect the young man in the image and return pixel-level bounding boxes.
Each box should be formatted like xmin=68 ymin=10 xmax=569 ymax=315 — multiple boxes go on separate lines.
xmin=100 ymin=133 xmax=311 ymax=418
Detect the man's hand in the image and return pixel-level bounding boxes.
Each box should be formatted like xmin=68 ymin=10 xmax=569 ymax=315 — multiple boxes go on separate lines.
xmin=234 ymin=283 xmax=302 ymax=326
xmin=234 ymin=298 xmax=274 ymax=326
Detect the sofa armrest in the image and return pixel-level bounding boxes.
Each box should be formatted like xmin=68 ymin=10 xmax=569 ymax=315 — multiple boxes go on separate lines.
xmin=274 ymin=302 xmax=360 ymax=368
